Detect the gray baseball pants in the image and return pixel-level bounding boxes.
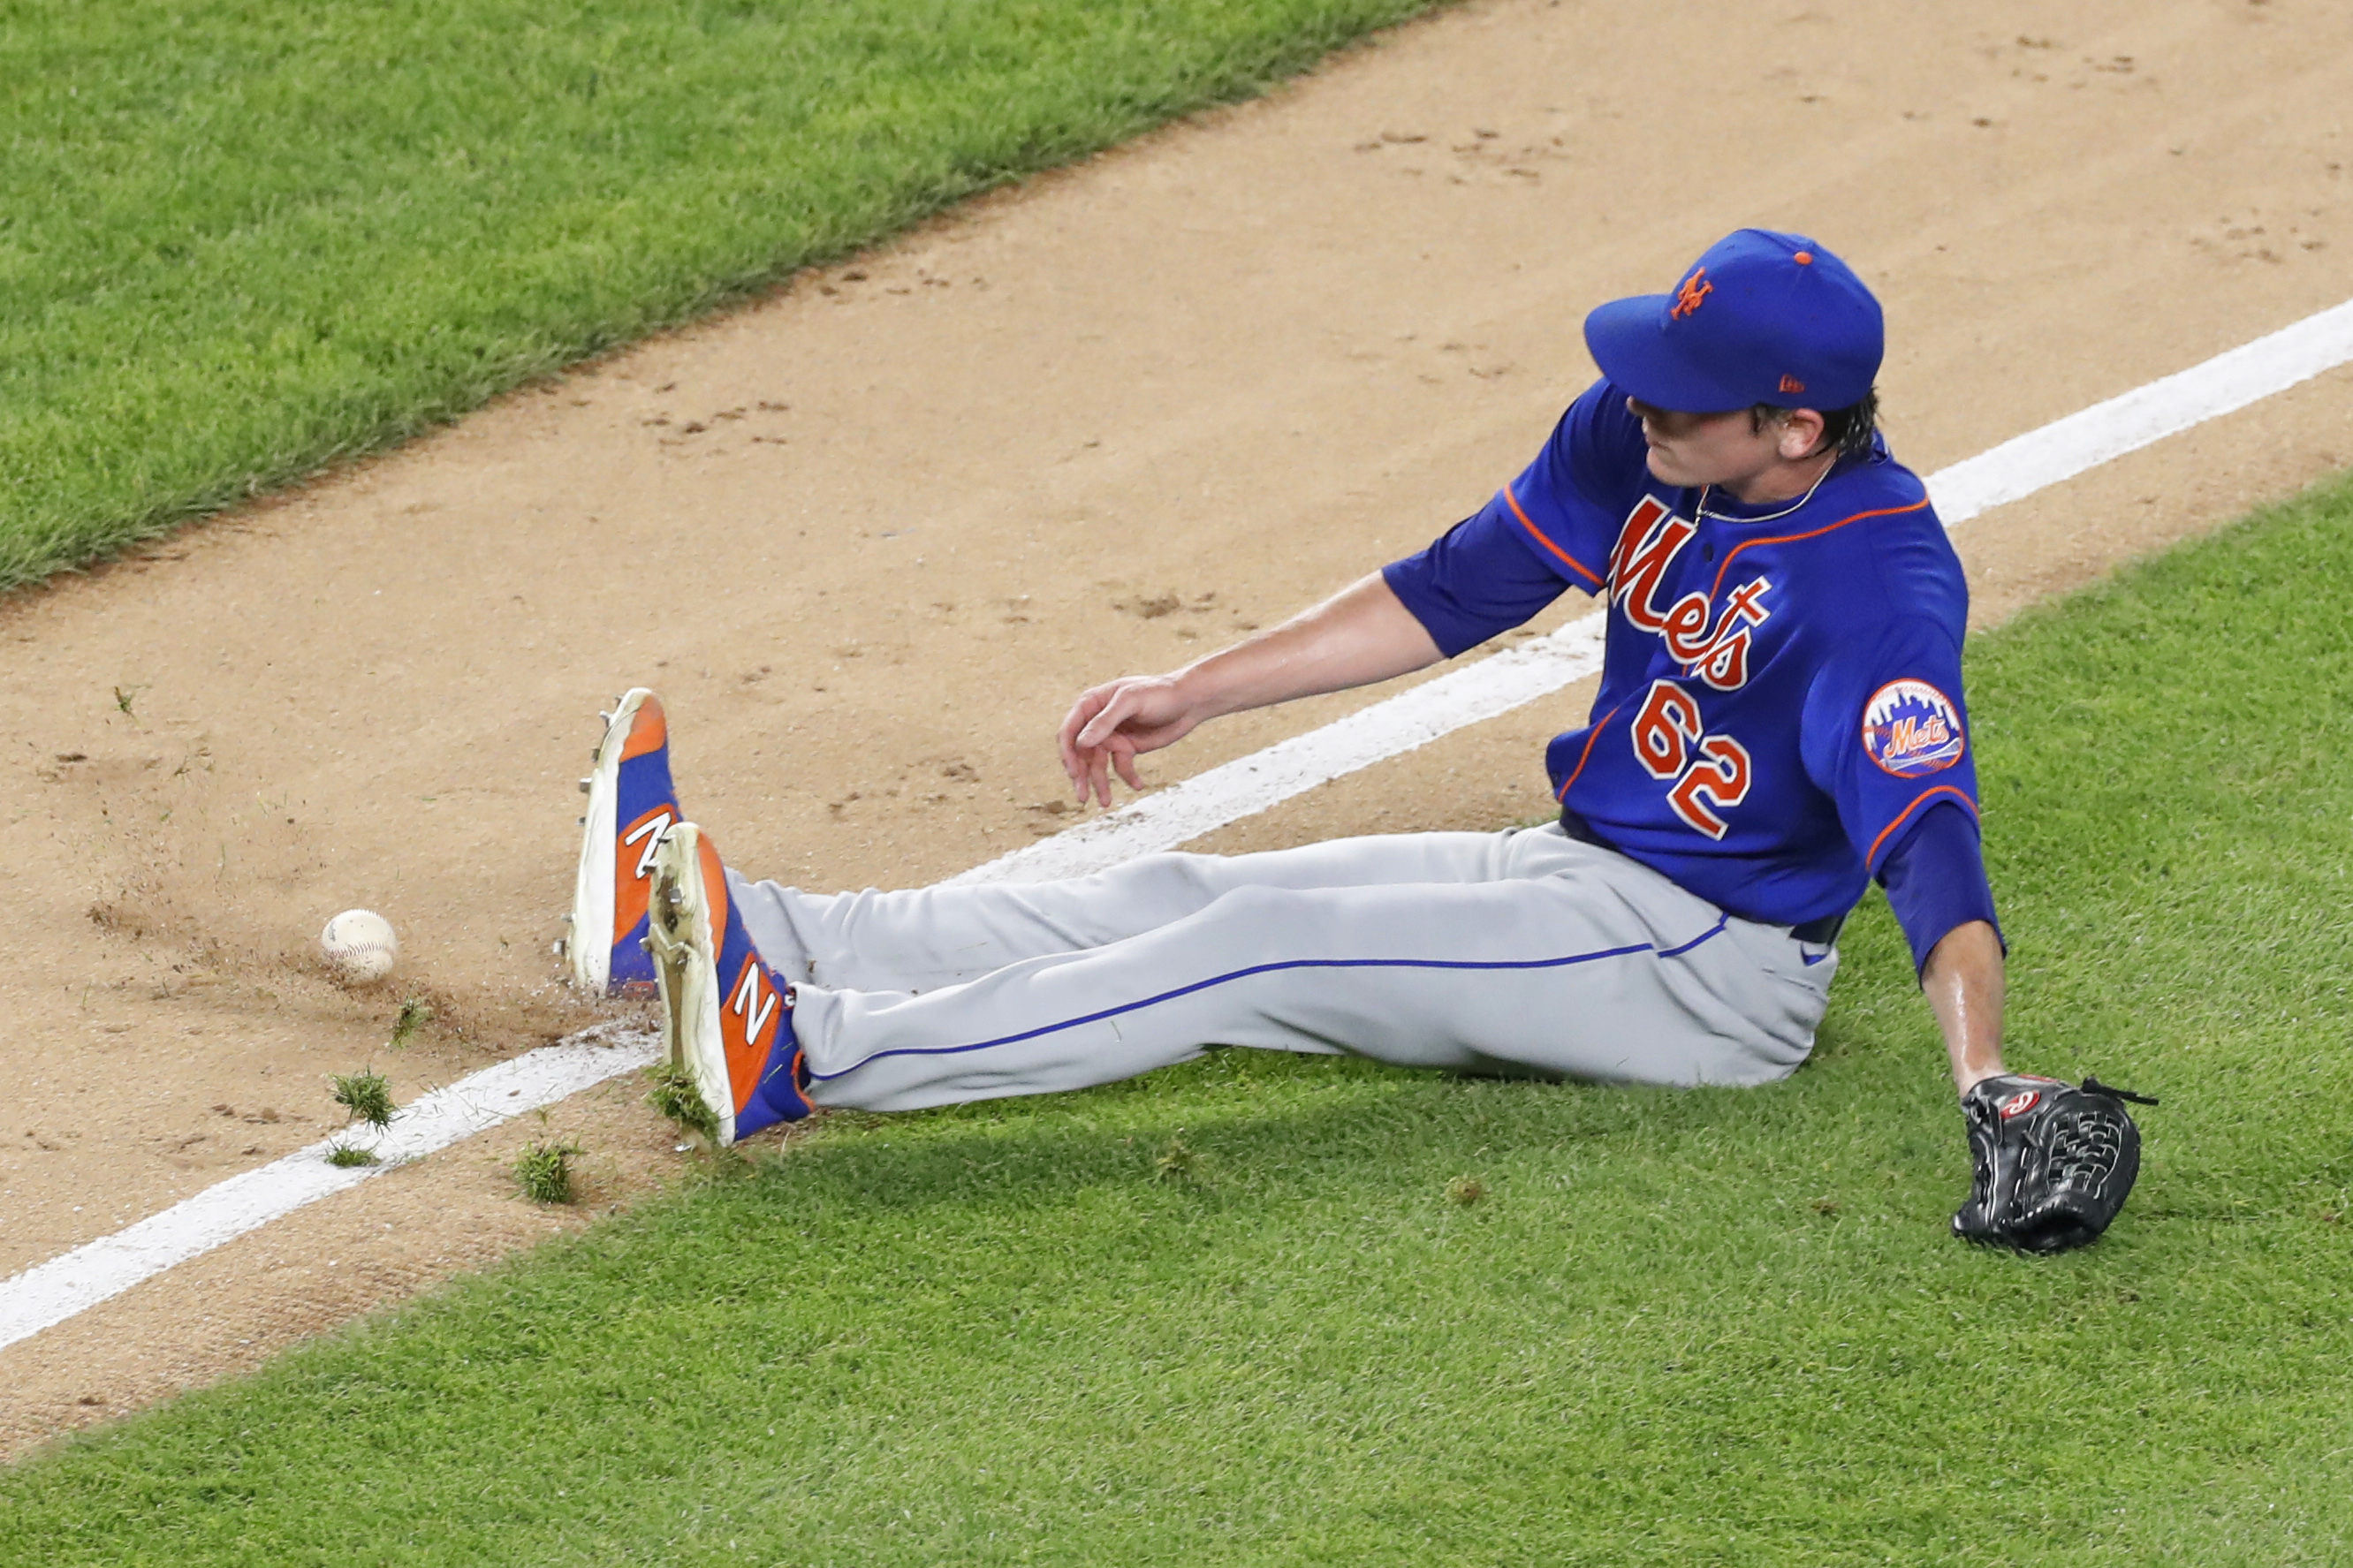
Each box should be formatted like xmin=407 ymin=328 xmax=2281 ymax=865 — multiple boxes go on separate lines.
xmin=726 ymin=824 xmax=1837 ymax=1113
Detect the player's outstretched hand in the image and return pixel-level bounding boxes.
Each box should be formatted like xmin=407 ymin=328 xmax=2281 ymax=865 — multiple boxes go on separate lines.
xmin=1952 ymin=1073 xmax=2157 ymax=1254
xmin=1059 ymin=673 xmax=1211 ymax=807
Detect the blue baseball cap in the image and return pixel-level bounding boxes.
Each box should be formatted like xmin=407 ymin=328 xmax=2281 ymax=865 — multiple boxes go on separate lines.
xmin=1583 ymin=230 xmax=1883 ymax=413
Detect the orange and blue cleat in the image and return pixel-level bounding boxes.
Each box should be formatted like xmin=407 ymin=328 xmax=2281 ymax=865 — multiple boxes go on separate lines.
xmin=643 ymin=821 xmax=814 ymax=1144
xmin=568 ymin=689 xmax=681 ymax=995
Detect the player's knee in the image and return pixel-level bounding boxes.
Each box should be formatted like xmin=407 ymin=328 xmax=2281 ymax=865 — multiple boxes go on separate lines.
xmin=1194 ymin=882 xmax=1344 ymax=942
xmin=1201 ymin=882 xmax=1297 ymax=919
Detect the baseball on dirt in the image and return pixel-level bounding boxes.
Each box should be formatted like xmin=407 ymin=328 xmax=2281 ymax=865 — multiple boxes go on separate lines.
xmin=320 ymin=908 xmax=398 ymax=986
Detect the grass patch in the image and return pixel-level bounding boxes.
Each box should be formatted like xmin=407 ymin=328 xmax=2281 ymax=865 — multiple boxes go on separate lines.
xmin=1 ymin=0 xmax=1446 ymax=591
xmin=330 ymin=1069 xmax=395 ymax=1129
xmin=6 ymin=479 xmax=2353 ymax=1560
xmin=645 ymin=1061 xmax=721 ymax=1146
xmin=512 ymin=1140 xmax=583 ymax=1206
xmin=387 ymin=997 xmax=434 ymax=1051
xmin=323 ymin=1143 xmax=379 ymax=1170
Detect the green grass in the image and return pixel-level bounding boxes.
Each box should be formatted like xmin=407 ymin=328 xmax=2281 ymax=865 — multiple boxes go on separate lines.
xmin=330 ymin=1068 xmax=396 ymax=1129
xmin=7 ymin=479 xmax=2353 ymax=1562
xmin=387 ymin=997 xmax=433 ymax=1052
xmin=0 ymin=0 xmax=1444 ymax=592
xmin=648 ymin=1060 xmax=723 ymax=1146
xmin=511 ymin=1140 xmax=584 ymax=1206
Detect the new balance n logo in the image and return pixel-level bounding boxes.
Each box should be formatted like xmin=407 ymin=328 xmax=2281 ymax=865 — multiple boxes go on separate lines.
xmin=624 ymin=810 xmax=675 ymax=881
xmin=730 ymin=959 xmax=779 ymax=1048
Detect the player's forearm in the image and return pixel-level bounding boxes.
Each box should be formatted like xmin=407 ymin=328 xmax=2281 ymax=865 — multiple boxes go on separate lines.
xmin=1921 ymin=920 xmax=2005 ymax=1095
xmin=1173 ymin=572 xmax=1442 ymax=721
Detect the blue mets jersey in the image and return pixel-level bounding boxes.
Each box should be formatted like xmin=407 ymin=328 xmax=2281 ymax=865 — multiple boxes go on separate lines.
xmin=1385 ymin=379 xmax=1979 ymax=928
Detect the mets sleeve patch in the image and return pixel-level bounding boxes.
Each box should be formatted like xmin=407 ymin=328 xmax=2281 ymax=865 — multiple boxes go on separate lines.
xmin=1862 ymin=678 xmax=1966 ymax=777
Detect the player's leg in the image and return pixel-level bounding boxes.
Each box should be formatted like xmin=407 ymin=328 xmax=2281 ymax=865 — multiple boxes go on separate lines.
xmin=794 ymin=832 xmax=1835 ymax=1111
xmin=729 ymin=829 xmax=1551 ymax=994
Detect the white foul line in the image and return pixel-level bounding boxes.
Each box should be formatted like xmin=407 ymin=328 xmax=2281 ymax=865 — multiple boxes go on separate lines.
xmin=0 ymin=1026 xmax=658 ymax=1355
xmin=4 ymin=297 xmax=2351 ymax=1357
xmin=956 ymin=296 xmax=2353 ymax=885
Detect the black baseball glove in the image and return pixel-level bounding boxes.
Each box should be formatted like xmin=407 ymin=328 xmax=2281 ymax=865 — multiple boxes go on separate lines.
xmin=1953 ymin=1073 xmax=2157 ymax=1254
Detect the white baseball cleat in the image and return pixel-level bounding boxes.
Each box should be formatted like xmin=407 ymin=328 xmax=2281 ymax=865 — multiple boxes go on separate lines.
xmin=566 ymin=688 xmax=679 ymax=994
xmin=642 ymin=822 xmax=812 ymax=1145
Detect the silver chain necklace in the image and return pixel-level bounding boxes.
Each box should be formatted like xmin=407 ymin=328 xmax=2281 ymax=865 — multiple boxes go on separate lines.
xmin=1693 ymin=453 xmax=1838 ymax=524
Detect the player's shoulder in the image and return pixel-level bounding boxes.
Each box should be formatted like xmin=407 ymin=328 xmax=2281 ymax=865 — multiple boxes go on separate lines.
xmin=1788 ymin=447 xmax=1966 ymax=635
xmin=1560 ymin=376 xmax=1645 ymax=443
xmin=1505 ymin=378 xmax=1654 ymax=549
xmin=1538 ymin=378 xmax=1650 ymax=484
xmin=1817 ymin=440 xmax=1933 ymax=527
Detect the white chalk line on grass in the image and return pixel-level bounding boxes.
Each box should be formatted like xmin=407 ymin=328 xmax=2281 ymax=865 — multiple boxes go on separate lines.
xmin=0 ymin=1026 xmax=659 ymax=1355
xmin=4 ymin=295 xmax=2350 ymax=1357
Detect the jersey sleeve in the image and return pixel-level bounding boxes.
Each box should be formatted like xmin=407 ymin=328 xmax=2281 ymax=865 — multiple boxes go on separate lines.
xmin=1382 ymin=379 xmax=1645 ymax=657
xmin=1877 ymin=800 xmax=2003 ymax=976
xmin=1800 ymin=617 xmax=1983 ymax=880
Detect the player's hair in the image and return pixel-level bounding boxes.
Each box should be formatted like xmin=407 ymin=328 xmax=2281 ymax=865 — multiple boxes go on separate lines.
xmin=1751 ymin=387 xmax=1879 ymax=462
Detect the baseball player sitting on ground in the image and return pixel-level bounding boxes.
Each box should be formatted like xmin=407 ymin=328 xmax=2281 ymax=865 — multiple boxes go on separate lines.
xmin=567 ymin=230 xmax=2149 ymax=1251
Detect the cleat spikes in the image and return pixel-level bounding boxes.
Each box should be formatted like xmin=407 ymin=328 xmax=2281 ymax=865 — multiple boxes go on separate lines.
xmin=553 ymin=937 xmax=567 ymax=956
xmin=578 ymin=778 xmax=592 ymax=794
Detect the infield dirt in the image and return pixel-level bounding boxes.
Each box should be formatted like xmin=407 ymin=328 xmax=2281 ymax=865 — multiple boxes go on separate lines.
xmin=4 ymin=0 xmax=2350 ymax=1458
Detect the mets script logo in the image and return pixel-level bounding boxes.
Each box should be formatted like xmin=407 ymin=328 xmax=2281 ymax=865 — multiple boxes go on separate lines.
xmin=1862 ymin=679 xmax=1966 ymax=777
xmin=1608 ymin=496 xmax=1772 ymax=691
xmin=1670 ymin=268 xmax=1712 ymax=320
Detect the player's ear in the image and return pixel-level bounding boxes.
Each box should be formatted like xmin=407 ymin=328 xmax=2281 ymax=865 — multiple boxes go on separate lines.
xmin=1778 ymin=408 xmax=1827 ymax=460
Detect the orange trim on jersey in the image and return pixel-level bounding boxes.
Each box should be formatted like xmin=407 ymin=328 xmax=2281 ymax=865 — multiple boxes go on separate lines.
xmin=1865 ymin=784 xmax=1978 ymax=868
xmin=1554 ymin=701 xmax=1626 ymax=801
xmin=1503 ymin=484 xmax=1605 ymax=588
xmin=1707 ymin=497 xmax=1931 ymax=603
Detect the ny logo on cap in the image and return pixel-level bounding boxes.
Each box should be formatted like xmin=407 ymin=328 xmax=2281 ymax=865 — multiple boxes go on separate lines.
xmin=1670 ymin=268 xmax=1712 ymax=320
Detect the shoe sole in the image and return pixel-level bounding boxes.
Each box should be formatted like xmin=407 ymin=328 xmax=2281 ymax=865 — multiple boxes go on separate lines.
xmin=567 ymin=688 xmax=657 ymax=992
xmin=644 ymin=822 xmax=739 ymax=1146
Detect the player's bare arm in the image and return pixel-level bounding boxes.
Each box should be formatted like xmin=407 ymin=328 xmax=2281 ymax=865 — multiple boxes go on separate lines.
xmin=1921 ymin=919 xmax=2004 ymax=1093
xmin=1059 ymin=571 xmax=1441 ymax=807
